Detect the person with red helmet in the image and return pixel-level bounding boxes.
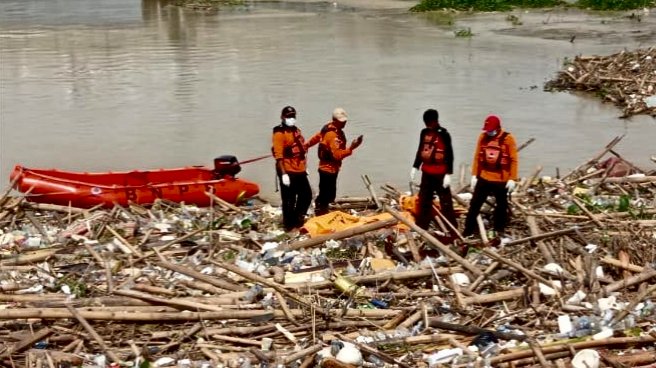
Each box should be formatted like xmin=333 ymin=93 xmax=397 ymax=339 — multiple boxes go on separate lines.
xmin=462 ymin=114 xmax=519 ymax=238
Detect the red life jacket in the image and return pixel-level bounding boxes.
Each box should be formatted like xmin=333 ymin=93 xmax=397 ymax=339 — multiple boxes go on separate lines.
xmin=317 ymin=124 xmax=346 ymax=162
xmin=479 ymin=132 xmax=509 ymax=171
xmin=420 ymin=129 xmax=447 ymax=174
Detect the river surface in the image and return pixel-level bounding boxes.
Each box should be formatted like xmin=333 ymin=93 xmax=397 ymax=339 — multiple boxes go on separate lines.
xmin=1 ymin=0 xmax=655 ymax=201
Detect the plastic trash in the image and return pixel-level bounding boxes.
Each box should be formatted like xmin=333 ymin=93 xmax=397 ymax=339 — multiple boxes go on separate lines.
xmin=450 ymin=273 xmax=471 ymax=287
xmin=425 ymin=348 xmax=463 ymax=366
xmin=571 ymin=349 xmax=600 ymax=368
xmin=567 ymin=290 xmax=587 ymax=305
xmin=471 ymin=332 xmax=498 ymax=349
xmin=242 ymin=284 xmax=264 ymax=303
xmin=335 ymin=342 xmax=363 ymax=365
xmin=543 ymin=263 xmax=564 ymax=274
xmin=538 ymin=280 xmax=562 ymax=296
xmin=154 ymin=357 xmax=176 ymax=367
xmin=557 ymin=315 xmax=573 ymax=335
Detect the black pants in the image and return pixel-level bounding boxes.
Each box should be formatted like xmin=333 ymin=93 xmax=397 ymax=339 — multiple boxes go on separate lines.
xmin=416 ymin=172 xmax=457 ymax=231
xmin=279 ymin=172 xmax=312 ymax=230
xmin=315 ymin=170 xmax=338 ymax=216
xmin=463 ymin=177 xmax=509 ymax=236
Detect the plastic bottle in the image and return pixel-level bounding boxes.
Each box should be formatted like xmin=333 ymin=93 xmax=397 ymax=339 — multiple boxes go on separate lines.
xmin=242 ymin=284 xmax=264 ymax=303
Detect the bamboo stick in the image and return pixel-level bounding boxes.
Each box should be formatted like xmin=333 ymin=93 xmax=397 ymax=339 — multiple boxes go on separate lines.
xmin=0 ymin=307 xmax=399 ymax=321
xmin=284 ymin=217 xmax=398 ymax=251
xmin=385 ymin=205 xmax=483 ymax=277
xmin=156 ymin=257 xmax=244 ymax=292
xmin=64 ymin=305 xmax=121 ymax=363
xmin=0 ymin=327 xmax=52 ymax=358
xmin=490 ymin=336 xmax=656 ymax=364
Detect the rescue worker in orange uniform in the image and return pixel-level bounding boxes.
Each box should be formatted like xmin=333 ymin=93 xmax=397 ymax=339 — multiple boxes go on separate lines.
xmin=272 ymin=106 xmax=313 ymax=231
xmin=306 ymin=107 xmax=363 ymax=216
xmin=463 ymin=115 xmax=519 ymax=238
xmin=410 ymin=109 xmax=457 ymax=230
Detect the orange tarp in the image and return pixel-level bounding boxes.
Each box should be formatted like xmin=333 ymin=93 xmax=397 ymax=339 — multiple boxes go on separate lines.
xmin=301 ymin=210 xmax=414 ymax=237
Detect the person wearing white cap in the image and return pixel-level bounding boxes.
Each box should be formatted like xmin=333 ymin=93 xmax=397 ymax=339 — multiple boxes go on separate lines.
xmin=306 ymin=107 xmax=363 ymax=216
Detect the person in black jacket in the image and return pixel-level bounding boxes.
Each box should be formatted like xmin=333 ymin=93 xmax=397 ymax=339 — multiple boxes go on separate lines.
xmin=410 ymin=109 xmax=457 ymax=231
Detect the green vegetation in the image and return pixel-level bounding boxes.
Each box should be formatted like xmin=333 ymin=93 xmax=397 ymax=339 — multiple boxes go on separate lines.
xmin=577 ymin=0 xmax=654 ymax=10
xmin=411 ymin=0 xmax=566 ymax=12
xmin=410 ymin=0 xmax=654 ymax=12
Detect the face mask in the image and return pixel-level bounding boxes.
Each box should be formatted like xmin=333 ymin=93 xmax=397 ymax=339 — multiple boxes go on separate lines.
xmin=284 ymin=118 xmax=296 ymax=127
xmin=486 ymin=130 xmax=497 ymax=137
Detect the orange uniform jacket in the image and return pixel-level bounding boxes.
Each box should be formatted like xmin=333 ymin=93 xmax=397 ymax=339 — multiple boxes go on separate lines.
xmin=307 ymin=122 xmax=353 ymax=174
xmin=471 ymin=129 xmax=518 ymax=183
xmin=272 ymin=124 xmax=307 ymax=174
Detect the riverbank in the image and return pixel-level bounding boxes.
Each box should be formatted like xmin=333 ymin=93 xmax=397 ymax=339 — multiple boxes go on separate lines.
xmin=1 ymin=138 xmax=655 ymax=367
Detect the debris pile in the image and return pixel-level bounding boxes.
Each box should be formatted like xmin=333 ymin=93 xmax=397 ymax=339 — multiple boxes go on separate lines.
xmin=545 ymin=47 xmax=656 ymax=118
xmin=0 ymin=136 xmax=655 ymax=368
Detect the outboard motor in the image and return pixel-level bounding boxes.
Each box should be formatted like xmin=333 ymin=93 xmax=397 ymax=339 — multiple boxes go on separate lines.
xmin=213 ymin=155 xmax=241 ymax=178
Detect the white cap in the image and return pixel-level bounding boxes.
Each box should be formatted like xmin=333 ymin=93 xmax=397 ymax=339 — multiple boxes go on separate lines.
xmin=332 ymin=107 xmax=348 ymax=123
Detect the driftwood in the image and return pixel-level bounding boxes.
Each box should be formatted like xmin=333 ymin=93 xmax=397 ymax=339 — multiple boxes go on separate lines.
xmin=545 ymin=48 xmax=656 ymax=118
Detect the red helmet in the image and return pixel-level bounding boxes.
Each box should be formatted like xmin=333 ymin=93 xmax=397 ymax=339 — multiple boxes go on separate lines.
xmin=483 ymin=115 xmax=501 ymax=132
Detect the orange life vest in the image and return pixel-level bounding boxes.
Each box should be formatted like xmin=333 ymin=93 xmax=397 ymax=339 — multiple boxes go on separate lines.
xmin=272 ymin=125 xmax=306 ymax=159
xmin=318 ymin=124 xmax=346 ymax=162
xmin=479 ymin=132 xmax=509 ymax=171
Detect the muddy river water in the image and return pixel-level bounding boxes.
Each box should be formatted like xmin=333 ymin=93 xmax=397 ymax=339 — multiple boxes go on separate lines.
xmin=1 ymin=0 xmax=655 ymax=200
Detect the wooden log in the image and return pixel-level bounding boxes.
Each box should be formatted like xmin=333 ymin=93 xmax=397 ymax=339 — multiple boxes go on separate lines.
xmin=361 ymin=174 xmax=381 ymax=208
xmin=284 ymin=217 xmax=398 ymax=251
xmin=284 ymin=267 xmax=462 ymax=290
xmin=561 ymin=135 xmax=623 ymax=181
xmin=282 ymin=344 xmax=325 ymax=364
xmin=0 ymin=327 xmax=52 ymax=358
xmin=462 ymin=287 xmax=526 ymax=305
xmin=600 ymin=256 xmax=644 ymax=273
xmin=610 ymin=284 xmax=656 ymax=326
xmin=604 ymin=268 xmax=656 ymax=293
xmin=205 ymin=191 xmax=244 ymax=213
xmin=481 ymin=249 xmax=559 ymax=291
xmin=503 ymin=226 xmax=581 ymax=247
xmin=113 ymin=289 xmax=225 ymax=312
xmin=0 ymin=308 xmax=400 ymax=321
xmin=0 ymin=248 xmax=58 ymax=266
xmin=385 ymin=205 xmax=483 ymax=277
xmin=129 ymin=228 xmax=204 ymax=265
xmin=210 ymin=259 xmax=328 ymax=316
xmin=526 ymin=216 xmax=555 ymax=264
xmin=65 ymin=305 xmax=121 ymax=363
xmin=428 ymin=319 xmax=527 ymax=341
xmin=156 ymin=258 xmax=244 ymax=292
xmin=490 ymin=336 xmax=656 ymax=364
xmin=336 ymin=333 xmax=413 ymax=368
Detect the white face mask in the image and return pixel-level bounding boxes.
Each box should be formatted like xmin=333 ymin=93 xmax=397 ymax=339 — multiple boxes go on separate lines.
xmin=284 ymin=118 xmax=296 ymax=127
xmin=486 ymin=130 xmax=497 ymax=137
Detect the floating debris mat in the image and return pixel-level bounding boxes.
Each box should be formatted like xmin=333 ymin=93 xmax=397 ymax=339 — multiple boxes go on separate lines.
xmin=545 ymin=47 xmax=656 ymax=118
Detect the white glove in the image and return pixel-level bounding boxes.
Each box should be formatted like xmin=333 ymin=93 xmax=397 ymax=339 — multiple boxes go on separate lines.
xmin=281 ymin=174 xmax=290 ymax=187
xmin=443 ymin=174 xmax=451 ymax=188
xmin=470 ymin=175 xmax=478 ymax=189
xmin=505 ymin=179 xmax=516 ymax=193
xmin=410 ymin=167 xmax=418 ymax=182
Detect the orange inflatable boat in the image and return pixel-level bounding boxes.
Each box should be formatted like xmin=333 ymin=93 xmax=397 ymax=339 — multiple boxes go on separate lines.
xmin=9 ymin=156 xmax=260 ymax=208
